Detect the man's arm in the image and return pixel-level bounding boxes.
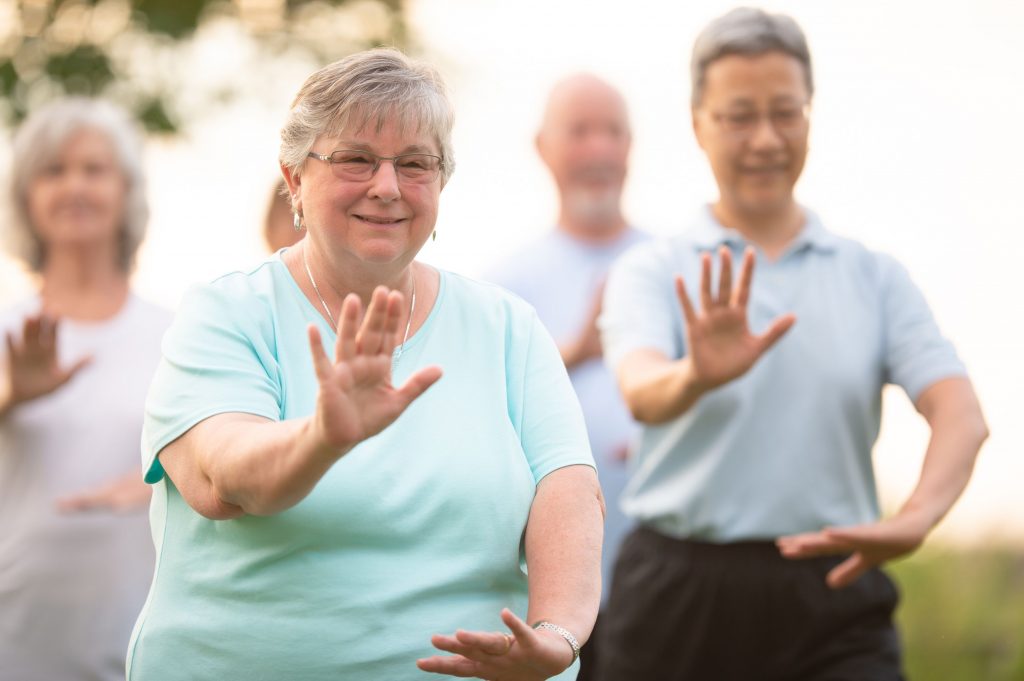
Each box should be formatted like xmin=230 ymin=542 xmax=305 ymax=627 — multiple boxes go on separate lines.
xmin=777 ymin=376 xmax=988 ymax=588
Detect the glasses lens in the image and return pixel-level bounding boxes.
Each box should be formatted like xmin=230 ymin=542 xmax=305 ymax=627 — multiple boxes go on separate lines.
xmin=721 ymin=111 xmax=757 ymax=133
xmin=327 ymin=151 xmax=441 ymax=183
xmin=395 ymin=154 xmax=441 ymax=183
xmin=329 ymin=151 xmax=375 ymax=180
xmin=770 ymin=107 xmax=807 ymax=134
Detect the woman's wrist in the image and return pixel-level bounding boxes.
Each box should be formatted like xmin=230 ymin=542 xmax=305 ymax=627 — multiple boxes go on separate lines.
xmin=532 ymin=621 xmax=580 ymax=665
xmin=302 ymin=417 xmax=348 ymax=464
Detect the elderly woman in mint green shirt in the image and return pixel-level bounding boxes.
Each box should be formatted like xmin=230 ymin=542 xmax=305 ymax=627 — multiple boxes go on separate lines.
xmin=127 ymin=49 xmax=603 ymax=681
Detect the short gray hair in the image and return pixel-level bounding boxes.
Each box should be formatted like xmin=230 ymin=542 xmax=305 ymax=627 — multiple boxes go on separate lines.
xmin=691 ymin=7 xmax=813 ymax=107
xmin=279 ymin=48 xmax=456 ymax=194
xmin=4 ymin=98 xmax=148 ymax=274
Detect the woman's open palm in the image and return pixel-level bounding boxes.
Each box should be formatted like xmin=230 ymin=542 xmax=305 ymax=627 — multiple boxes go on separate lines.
xmin=3 ymin=314 xmax=91 ymax=408
xmin=307 ymin=287 xmax=442 ymax=452
xmin=676 ymin=247 xmax=796 ymax=390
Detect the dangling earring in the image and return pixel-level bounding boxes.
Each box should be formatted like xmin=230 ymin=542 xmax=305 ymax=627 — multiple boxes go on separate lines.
xmin=293 ymin=212 xmax=304 ymax=232
xmin=432 ymin=230 xmax=437 ymax=242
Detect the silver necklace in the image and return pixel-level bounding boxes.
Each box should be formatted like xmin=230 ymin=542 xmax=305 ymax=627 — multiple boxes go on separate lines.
xmin=302 ymin=246 xmax=417 ymax=363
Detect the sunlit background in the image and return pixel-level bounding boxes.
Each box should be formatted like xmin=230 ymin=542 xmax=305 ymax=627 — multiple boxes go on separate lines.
xmin=2 ymin=0 xmax=1023 ymax=675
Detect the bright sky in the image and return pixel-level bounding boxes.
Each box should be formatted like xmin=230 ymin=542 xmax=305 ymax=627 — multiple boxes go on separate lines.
xmin=2 ymin=0 xmax=1021 ymax=545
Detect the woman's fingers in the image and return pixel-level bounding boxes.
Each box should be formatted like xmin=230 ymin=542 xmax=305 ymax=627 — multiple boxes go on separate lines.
xmin=674 ymin=276 xmax=697 ymax=326
xmin=826 ymin=552 xmax=870 ymax=589
xmin=717 ymin=246 xmax=733 ymax=305
xmin=380 ymin=291 xmax=404 ymax=356
xmin=735 ymin=247 xmax=756 ymax=308
xmin=501 ymin=608 xmax=535 ymax=644
xmin=699 ymin=252 xmax=714 ymax=311
xmin=334 ymin=294 xmax=361 ymax=363
xmin=355 ymin=286 xmax=390 ymax=355
xmin=776 ymin=530 xmax=852 ymax=558
xmin=307 ymin=325 xmax=333 ymax=383
xmin=416 ymin=653 xmax=479 ymax=677
xmin=756 ymin=313 xmax=797 ymax=354
xmin=40 ymin=315 xmax=57 ymax=351
xmin=22 ymin=315 xmax=40 ymax=353
xmin=454 ymin=630 xmax=514 ymax=656
xmin=431 ymin=633 xmax=488 ymax=660
xmin=396 ymin=366 xmax=443 ymax=407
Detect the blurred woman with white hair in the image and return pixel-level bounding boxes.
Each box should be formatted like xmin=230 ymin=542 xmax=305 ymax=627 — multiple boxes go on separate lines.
xmin=0 ymin=98 xmax=171 ymax=680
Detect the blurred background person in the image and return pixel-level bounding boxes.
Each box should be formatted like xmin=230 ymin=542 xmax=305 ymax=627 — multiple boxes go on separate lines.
xmin=598 ymin=8 xmax=988 ymax=680
xmin=127 ymin=49 xmax=601 ymax=680
xmin=264 ymin=177 xmax=303 ymax=252
xmin=487 ymin=72 xmax=646 ymax=680
xmin=0 ymin=98 xmax=171 ymax=681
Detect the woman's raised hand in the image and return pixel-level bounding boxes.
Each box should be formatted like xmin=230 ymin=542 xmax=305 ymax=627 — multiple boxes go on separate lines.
xmin=417 ymin=608 xmax=575 ymax=680
xmin=2 ymin=314 xmax=91 ymax=413
xmin=307 ymin=286 xmax=442 ymax=453
xmin=676 ymin=246 xmax=795 ymax=391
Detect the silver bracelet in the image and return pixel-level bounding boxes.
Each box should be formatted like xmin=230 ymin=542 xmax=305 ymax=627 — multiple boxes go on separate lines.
xmin=532 ymin=621 xmax=581 ymax=663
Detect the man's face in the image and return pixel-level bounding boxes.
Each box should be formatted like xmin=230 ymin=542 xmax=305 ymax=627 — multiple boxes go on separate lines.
xmin=537 ymin=77 xmax=631 ymax=225
xmin=692 ymin=51 xmax=811 ymax=218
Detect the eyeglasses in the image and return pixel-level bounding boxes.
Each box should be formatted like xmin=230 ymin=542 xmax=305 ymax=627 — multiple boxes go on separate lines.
xmin=307 ymin=150 xmax=444 ymax=184
xmin=708 ymin=103 xmax=810 ymax=138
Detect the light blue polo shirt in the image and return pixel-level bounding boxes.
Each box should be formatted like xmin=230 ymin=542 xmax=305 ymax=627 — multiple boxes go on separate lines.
xmin=601 ymin=207 xmax=966 ymax=542
xmin=486 ymin=227 xmax=648 ymax=604
xmin=128 ymin=254 xmax=592 ymax=680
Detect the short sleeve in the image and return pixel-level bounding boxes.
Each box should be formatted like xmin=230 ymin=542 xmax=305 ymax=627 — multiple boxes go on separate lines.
xmin=142 ymin=283 xmax=282 ymax=483
xmin=880 ymin=255 xmax=966 ymax=402
xmin=600 ymin=241 xmax=682 ymax=372
xmin=509 ymin=311 xmax=595 ymax=483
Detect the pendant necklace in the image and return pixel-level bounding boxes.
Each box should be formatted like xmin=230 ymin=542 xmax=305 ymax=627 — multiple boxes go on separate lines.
xmin=303 ymin=246 xmax=417 ymax=364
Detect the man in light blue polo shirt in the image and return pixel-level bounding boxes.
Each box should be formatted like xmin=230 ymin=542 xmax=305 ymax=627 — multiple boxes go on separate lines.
xmin=597 ymin=8 xmax=989 ymax=681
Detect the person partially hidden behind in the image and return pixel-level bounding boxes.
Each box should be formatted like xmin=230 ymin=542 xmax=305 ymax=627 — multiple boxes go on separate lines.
xmin=598 ymin=8 xmax=988 ymax=680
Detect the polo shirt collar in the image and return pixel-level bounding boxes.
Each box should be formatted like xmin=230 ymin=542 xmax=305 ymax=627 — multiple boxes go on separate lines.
xmin=690 ymin=205 xmax=838 ymax=255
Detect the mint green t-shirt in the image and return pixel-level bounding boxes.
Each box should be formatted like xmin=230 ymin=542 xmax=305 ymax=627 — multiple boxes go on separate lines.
xmin=127 ymin=255 xmax=593 ymax=680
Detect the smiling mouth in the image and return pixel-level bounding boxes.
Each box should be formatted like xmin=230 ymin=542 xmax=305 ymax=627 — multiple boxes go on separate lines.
xmin=741 ymin=165 xmax=787 ymax=174
xmin=355 ymin=214 xmax=406 ymax=225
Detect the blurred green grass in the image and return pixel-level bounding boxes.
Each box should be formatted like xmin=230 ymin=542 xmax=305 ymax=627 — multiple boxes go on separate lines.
xmin=890 ymin=547 xmax=1024 ymax=680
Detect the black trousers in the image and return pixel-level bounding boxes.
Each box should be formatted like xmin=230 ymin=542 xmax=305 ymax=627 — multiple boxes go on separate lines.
xmin=597 ymin=526 xmax=904 ymax=681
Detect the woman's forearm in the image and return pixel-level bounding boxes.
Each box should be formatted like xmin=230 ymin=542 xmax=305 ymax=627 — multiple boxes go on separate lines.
xmin=523 ymin=465 xmax=605 ymax=646
xmin=619 ymin=352 xmax=708 ymax=424
xmin=898 ymin=377 xmax=988 ymax=529
xmin=161 ymin=413 xmax=348 ymax=519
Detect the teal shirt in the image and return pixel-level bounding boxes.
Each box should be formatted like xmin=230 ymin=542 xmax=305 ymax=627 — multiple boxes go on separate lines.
xmin=601 ymin=207 xmax=966 ymax=542
xmin=128 ymin=254 xmax=593 ymax=680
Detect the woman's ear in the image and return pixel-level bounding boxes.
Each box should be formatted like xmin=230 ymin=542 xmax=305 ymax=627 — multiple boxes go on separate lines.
xmin=280 ymin=163 xmax=302 ymax=214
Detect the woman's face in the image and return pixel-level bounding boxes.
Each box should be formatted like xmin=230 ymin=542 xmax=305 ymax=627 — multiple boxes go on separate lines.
xmin=27 ymin=127 xmax=127 ymax=255
xmin=291 ymin=116 xmax=442 ymax=271
xmin=692 ymin=51 xmax=810 ymax=219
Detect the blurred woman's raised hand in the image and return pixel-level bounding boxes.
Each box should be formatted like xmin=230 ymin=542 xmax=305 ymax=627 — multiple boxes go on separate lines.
xmin=2 ymin=314 xmax=91 ymax=413
xmin=675 ymin=246 xmax=796 ymax=391
xmin=307 ymin=287 xmax=442 ymax=453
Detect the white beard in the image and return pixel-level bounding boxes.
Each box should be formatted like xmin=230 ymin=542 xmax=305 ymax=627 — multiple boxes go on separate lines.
xmin=564 ymin=186 xmax=622 ymax=226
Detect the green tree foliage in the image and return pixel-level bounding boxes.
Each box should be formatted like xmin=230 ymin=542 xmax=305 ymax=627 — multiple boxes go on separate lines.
xmin=0 ymin=0 xmax=409 ymax=133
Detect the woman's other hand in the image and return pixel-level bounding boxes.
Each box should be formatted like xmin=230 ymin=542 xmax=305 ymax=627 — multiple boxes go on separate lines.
xmin=418 ymin=608 xmax=575 ymax=680
xmin=307 ymin=286 xmax=442 ymax=453
xmin=1 ymin=314 xmax=91 ymax=415
xmin=675 ymin=246 xmax=795 ymax=392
